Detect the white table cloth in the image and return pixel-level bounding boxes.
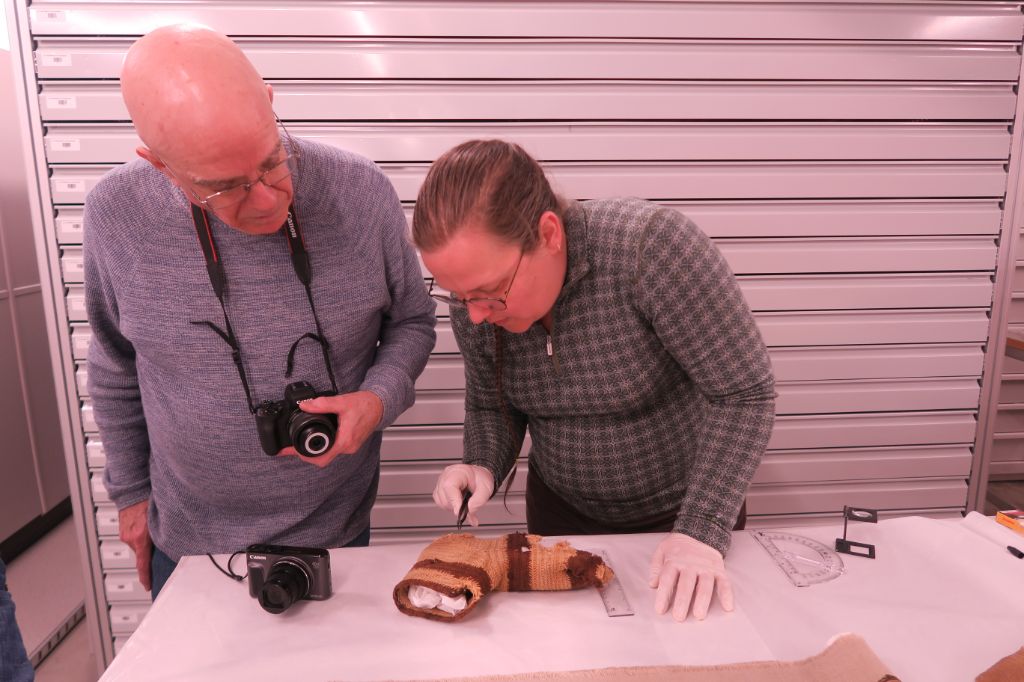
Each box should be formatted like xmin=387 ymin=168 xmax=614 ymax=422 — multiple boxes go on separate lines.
xmin=100 ymin=513 xmax=1024 ymax=682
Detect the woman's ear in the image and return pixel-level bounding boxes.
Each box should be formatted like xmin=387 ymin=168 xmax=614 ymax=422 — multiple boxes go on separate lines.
xmin=537 ymin=211 xmax=564 ymax=253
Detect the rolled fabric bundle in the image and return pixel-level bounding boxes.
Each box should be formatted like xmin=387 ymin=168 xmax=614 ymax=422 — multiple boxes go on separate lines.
xmin=393 ymin=532 xmax=614 ymax=622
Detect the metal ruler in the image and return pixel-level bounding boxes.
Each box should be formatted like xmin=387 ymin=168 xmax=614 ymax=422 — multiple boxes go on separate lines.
xmin=750 ymin=530 xmax=845 ymax=587
xmin=596 ymin=550 xmax=634 ymax=617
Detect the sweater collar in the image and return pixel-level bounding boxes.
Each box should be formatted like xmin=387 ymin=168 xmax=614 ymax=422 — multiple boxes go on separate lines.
xmin=560 ymin=200 xmax=591 ymax=292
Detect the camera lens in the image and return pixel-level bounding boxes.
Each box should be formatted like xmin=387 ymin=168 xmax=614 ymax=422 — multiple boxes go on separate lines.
xmin=289 ymin=411 xmax=336 ymax=458
xmin=258 ymin=560 xmax=310 ymax=614
xmin=302 ymin=430 xmax=330 ymax=456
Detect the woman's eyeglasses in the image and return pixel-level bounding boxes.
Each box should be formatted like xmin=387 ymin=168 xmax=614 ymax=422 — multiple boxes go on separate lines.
xmin=426 ymin=250 xmax=524 ymax=312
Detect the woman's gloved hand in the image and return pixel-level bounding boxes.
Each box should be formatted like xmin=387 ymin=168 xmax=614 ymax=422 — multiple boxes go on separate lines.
xmin=432 ymin=463 xmax=495 ymax=526
xmin=649 ymin=532 xmax=734 ymax=622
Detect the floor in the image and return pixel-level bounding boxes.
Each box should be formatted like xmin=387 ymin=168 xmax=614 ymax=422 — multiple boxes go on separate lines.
xmin=6 ymin=519 xmax=85 ymax=656
xmin=34 ymin=621 xmax=98 ymax=682
xmin=983 ymin=480 xmax=1024 ymax=515
xmin=5 ymin=517 xmax=98 ymax=682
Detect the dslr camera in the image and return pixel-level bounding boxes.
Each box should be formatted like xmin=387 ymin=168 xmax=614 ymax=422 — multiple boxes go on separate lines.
xmin=246 ymin=543 xmax=333 ymax=614
xmin=255 ymin=381 xmax=338 ymax=458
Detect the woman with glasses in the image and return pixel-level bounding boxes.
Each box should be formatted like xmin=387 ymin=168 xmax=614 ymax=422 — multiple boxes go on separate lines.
xmin=413 ymin=140 xmax=775 ymax=622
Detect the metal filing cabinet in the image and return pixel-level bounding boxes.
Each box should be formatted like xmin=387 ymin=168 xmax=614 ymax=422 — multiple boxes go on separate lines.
xmin=8 ymin=0 xmax=1024 ymax=671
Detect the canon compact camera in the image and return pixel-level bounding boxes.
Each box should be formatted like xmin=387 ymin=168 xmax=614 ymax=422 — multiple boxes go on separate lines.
xmin=246 ymin=543 xmax=332 ymax=614
xmin=255 ymin=381 xmax=337 ymax=457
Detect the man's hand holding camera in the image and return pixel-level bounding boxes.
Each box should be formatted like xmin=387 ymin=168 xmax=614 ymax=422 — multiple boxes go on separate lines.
xmin=278 ymin=390 xmax=384 ymax=468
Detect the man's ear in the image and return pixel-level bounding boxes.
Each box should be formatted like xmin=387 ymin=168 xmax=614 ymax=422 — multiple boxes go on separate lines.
xmin=537 ymin=211 xmax=564 ymax=253
xmin=266 ymin=83 xmax=274 ymax=104
xmin=136 ymin=146 xmax=165 ymax=170
xmin=136 ymin=146 xmax=181 ymax=187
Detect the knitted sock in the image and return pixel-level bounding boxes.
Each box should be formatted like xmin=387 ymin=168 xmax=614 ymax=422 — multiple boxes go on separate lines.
xmin=393 ymin=532 xmax=614 ymax=622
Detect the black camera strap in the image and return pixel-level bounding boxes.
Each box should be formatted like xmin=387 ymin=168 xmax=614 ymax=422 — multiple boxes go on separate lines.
xmin=189 ymin=203 xmax=339 ymax=413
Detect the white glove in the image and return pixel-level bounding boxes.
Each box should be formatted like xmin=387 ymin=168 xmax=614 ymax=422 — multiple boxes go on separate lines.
xmin=432 ymin=464 xmax=495 ymax=527
xmin=649 ymin=532 xmax=734 ymax=622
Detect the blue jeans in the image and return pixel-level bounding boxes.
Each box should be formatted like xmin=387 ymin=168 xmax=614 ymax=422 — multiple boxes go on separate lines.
xmin=150 ymin=526 xmax=372 ymax=601
xmin=0 ymin=558 xmax=34 ymax=682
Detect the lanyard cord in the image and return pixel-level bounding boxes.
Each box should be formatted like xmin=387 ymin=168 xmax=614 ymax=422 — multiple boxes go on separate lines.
xmin=283 ymin=211 xmax=339 ymax=396
xmin=189 ymin=203 xmax=339 ymax=413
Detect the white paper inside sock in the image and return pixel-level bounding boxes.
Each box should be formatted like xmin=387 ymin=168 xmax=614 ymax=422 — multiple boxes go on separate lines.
xmin=408 ymin=585 xmax=467 ymax=615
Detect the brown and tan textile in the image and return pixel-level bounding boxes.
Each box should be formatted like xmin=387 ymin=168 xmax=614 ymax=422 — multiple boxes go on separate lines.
xmin=367 ymin=633 xmax=898 ymax=682
xmin=393 ymin=533 xmax=613 ymax=622
xmin=976 ymin=646 xmax=1024 ymax=682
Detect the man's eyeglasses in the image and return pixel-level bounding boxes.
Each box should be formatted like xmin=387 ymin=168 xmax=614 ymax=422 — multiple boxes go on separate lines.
xmin=168 ymin=117 xmax=300 ymax=211
xmin=427 ymin=251 xmax=524 ymax=312
xmin=196 ymin=152 xmax=298 ymax=211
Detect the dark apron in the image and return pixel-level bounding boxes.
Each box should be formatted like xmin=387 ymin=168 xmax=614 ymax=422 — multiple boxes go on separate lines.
xmin=525 ymin=465 xmax=747 ymax=536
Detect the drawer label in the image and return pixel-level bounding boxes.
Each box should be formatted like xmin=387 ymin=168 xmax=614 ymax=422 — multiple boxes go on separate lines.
xmin=47 ymin=96 xmax=77 ymax=110
xmin=41 ymin=53 xmax=72 ymax=67
xmin=48 ymin=136 xmax=80 ymax=152
xmin=56 ymin=181 xmax=83 ymax=193
xmin=34 ymin=10 xmax=66 ymax=23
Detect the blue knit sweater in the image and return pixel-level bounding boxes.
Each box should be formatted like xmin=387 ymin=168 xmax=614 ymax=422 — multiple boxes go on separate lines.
xmin=84 ymin=138 xmax=436 ymax=560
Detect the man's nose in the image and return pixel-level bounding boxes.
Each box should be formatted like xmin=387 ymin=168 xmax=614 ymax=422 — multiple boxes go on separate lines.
xmin=467 ymin=303 xmax=491 ymax=325
xmin=247 ymin=178 xmax=280 ymax=210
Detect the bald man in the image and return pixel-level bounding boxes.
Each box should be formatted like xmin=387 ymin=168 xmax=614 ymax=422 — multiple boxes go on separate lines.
xmin=84 ymin=25 xmax=435 ymax=598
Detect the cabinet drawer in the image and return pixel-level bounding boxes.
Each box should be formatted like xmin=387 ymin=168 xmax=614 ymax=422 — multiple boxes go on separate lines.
xmin=49 ymin=167 xmax=107 ymax=203
xmin=1009 ymin=296 xmax=1024 ymax=325
xmin=434 ymin=321 xmax=457 ymax=353
xmin=81 ymin=399 xmax=97 ymax=433
xmin=104 ymin=570 xmax=150 ymax=603
xmin=991 ymin=437 xmax=1024 ymax=463
xmin=747 ymin=478 xmax=967 ymax=515
xmin=90 ymin=470 xmax=109 ymax=503
xmin=1004 ymin=353 xmax=1024 ymax=374
xmin=776 ymin=377 xmax=980 ymax=414
xmin=416 ymin=356 xmax=465 ymax=391
xmin=61 ymin=246 xmax=84 ymax=283
xmin=38 ymin=122 xmax=1014 ymax=166
xmin=55 ymin=208 xmax=84 ymax=244
xmin=66 ymin=284 xmax=86 ymax=320
xmin=770 ymin=344 xmax=983 ymax=382
xmin=38 ymin=80 xmax=1015 ymax=124
xmin=990 ymin=462 xmax=1024 ymax=477
xmin=32 ymin=37 xmax=1021 ymax=82
xmin=769 ymin=411 xmax=976 ymax=450
xmin=753 ymin=445 xmax=972 ymax=484
xmin=757 ymin=309 xmax=989 ymax=347
xmin=99 ymin=540 xmax=135 ymax=570
xmin=394 ymin=391 xmax=464 ymax=426
xmin=999 ymin=377 xmax=1024 ymax=403
xmin=95 ymin=504 xmax=118 ymax=537
xmin=994 ymin=406 xmax=1024 ymax=434
xmin=86 ymin=437 xmax=105 ymax=468
xmin=76 ymin=362 xmax=88 ymax=396
xmin=71 ymin=323 xmax=91 ymax=360
xmin=27 ymin=3 xmax=1024 ymax=41
xmin=108 ymin=602 xmax=150 ymax=635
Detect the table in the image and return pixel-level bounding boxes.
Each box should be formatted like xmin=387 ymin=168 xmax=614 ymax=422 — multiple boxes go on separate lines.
xmin=100 ymin=513 xmax=1024 ymax=682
